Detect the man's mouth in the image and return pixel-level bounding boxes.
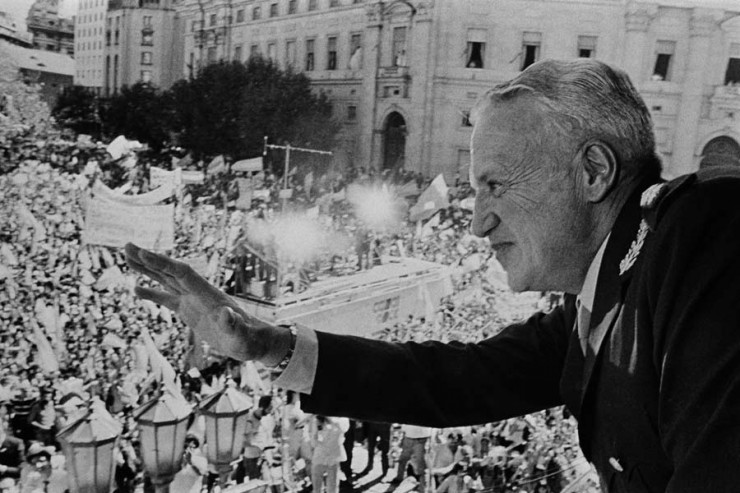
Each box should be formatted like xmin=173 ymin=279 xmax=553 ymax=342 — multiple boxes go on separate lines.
xmin=490 ymin=241 xmax=513 ymax=251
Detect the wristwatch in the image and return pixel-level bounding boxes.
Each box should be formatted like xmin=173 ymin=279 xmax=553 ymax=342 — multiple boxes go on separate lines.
xmin=271 ymin=323 xmax=297 ymax=373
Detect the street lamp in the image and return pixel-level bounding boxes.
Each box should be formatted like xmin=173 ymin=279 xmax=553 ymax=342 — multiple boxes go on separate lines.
xmin=134 ymin=390 xmax=193 ymax=493
xmin=56 ymin=400 xmax=122 ymax=493
xmin=198 ymin=383 xmax=253 ymax=487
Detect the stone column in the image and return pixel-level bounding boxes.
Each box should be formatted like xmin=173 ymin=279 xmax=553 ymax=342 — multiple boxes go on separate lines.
xmin=621 ymin=2 xmax=656 ymax=81
xmin=671 ymin=8 xmax=721 ymax=176
xmin=359 ymin=2 xmax=383 ymax=170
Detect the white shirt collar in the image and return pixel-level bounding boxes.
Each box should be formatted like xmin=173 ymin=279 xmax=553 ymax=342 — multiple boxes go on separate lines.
xmin=578 ymin=234 xmax=610 ymax=312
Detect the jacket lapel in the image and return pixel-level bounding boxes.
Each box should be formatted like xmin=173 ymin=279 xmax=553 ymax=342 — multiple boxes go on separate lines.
xmin=579 ymin=183 xmax=647 ymax=407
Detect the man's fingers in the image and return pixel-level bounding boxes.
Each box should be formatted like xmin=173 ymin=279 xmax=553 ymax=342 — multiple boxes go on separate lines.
xmin=138 ymin=246 xmax=191 ymax=278
xmin=125 ymin=243 xmax=185 ymax=294
xmin=134 ymin=286 xmax=180 ymax=312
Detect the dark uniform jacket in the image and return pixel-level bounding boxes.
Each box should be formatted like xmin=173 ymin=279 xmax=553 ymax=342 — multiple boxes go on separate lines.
xmin=302 ymin=168 xmax=740 ymax=492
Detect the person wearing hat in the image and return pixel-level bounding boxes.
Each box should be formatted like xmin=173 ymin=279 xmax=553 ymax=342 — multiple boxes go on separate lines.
xmin=19 ymin=442 xmax=56 ymax=493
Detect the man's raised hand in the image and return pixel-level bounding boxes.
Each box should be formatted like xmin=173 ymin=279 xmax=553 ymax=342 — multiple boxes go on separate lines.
xmin=124 ymin=243 xmax=288 ymax=366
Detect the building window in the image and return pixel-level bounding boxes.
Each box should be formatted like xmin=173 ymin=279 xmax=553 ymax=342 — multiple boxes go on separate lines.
xmin=392 ymin=26 xmax=407 ymax=66
xmin=288 ymin=0 xmax=297 ymax=14
xmin=114 ymin=30 xmax=119 ymax=45
xmin=141 ymin=51 xmax=152 ymax=65
xmin=250 ymin=44 xmax=260 ymax=58
xmin=521 ymin=31 xmax=541 ymax=70
xmin=191 ymin=20 xmax=202 ymax=31
xmin=466 ymin=29 xmax=486 ymax=68
xmin=143 ymin=16 xmax=152 ymax=27
xmin=188 ymin=52 xmax=195 ymax=77
xmin=270 ymin=3 xmax=278 ymax=17
xmin=330 ymin=0 xmax=339 ymax=6
xmin=724 ymin=43 xmax=740 ymax=85
xmin=106 ymin=30 xmax=111 ymax=46
xmin=461 ymin=110 xmax=472 ymax=127
xmin=286 ymin=40 xmax=296 ymax=67
xmin=234 ymin=44 xmax=242 ymax=61
xmin=209 ymin=13 xmax=217 ymax=26
xmin=327 ymin=36 xmax=337 ymax=70
xmin=142 ymin=31 xmax=153 ymax=46
xmin=141 ymin=70 xmax=152 ymax=83
xmin=347 ymin=105 xmax=357 ymax=121
xmin=207 ymin=46 xmax=217 ymax=63
xmin=253 ymin=6 xmax=261 ymax=20
xmin=577 ymin=35 xmax=597 ymax=58
xmin=236 ymin=9 xmax=245 ymax=22
xmin=308 ymin=0 xmax=318 ymax=11
xmin=349 ymin=33 xmax=362 ymax=69
xmin=652 ymin=40 xmax=675 ymax=81
xmin=268 ymin=42 xmax=277 ymax=61
xmin=306 ymin=38 xmax=315 ymax=71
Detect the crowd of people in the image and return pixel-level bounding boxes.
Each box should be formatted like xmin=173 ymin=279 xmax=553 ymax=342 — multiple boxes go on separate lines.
xmin=0 ymin=126 xmax=596 ymax=493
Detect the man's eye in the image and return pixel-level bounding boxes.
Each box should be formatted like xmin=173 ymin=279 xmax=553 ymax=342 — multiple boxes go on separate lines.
xmin=488 ymin=181 xmax=506 ymax=197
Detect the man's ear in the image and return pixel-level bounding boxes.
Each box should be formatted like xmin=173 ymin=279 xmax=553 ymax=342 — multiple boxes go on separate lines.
xmin=580 ymin=141 xmax=619 ymax=203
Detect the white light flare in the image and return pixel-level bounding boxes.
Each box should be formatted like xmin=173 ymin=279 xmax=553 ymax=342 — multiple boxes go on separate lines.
xmin=347 ymin=184 xmax=404 ymax=232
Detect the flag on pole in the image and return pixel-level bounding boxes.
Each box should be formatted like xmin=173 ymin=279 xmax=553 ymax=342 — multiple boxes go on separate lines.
xmin=240 ymin=361 xmax=270 ymax=394
xmin=409 ymin=174 xmax=449 ymax=222
xmin=207 ymin=155 xmax=226 ymax=175
xmin=31 ymin=319 xmax=59 ymax=374
xmin=140 ymin=326 xmax=180 ymax=396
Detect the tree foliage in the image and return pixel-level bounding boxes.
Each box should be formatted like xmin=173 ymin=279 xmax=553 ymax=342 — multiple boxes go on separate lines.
xmin=52 ymin=85 xmax=100 ymax=137
xmin=170 ymin=57 xmax=340 ymax=164
xmin=102 ymin=82 xmax=173 ymax=151
xmin=51 ymin=57 xmax=340 ymax=165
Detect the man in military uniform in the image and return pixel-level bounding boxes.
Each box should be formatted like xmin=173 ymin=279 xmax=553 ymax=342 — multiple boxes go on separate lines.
xmin=124 ymin=58 xmax=740 ymax=492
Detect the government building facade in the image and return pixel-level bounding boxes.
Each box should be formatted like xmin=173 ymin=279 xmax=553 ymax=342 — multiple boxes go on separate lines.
xmin=172 ymin=0 xmax=740 ymax=178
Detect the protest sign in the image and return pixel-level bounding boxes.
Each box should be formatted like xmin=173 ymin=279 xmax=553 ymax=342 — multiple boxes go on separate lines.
xmin=83 ymin=198 xmax=175 ymax=250
xmin=181 ymin=170 xmax=205 ymax=184
xmin=236 ymin=178 xmax=253 ymax=210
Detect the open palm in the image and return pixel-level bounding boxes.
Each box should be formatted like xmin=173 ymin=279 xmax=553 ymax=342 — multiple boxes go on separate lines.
xmin=124 ymin=243 xmax=272 ymax=362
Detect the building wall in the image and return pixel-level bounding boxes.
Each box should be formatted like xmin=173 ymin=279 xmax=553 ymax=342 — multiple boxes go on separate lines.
xmin=155 ymin=0 xmax=740 ymax=179
xmin=26 ymin=0 xmax=75 ymax=55
xmin=105 ymin=0 xmax=178 ymax=94
xmin=75 ymin=0 xmax=107 ymax=92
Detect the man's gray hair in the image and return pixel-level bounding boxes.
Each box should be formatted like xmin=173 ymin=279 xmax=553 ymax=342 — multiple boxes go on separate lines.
xmin=472 ymin=59 xmax=661 ymax=179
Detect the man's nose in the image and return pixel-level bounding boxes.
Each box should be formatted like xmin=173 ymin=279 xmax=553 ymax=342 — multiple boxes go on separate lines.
xmin=471 ymin=197 xmax=500 ymax=238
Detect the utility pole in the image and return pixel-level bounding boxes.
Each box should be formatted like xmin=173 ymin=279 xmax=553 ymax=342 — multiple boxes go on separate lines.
xmin=262 ymin=136 xmax=333 ymax=210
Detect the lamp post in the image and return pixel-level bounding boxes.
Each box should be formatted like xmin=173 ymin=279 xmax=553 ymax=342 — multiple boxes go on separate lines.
xmin=134 ymin=390 xmax=193 ymax=493
xmin=198 ymin=382 xmax=253 ymax=487
xmin=56 ymin=399 xmax=122 ymax=493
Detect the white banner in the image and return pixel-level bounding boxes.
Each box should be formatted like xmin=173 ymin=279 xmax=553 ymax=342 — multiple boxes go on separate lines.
xmin=83 ymin=198 xmax=175 ymax=250
xmin=93 ymin=180 xmax=174 ymax=206
xmin=181 ymin=170 xmax=205 ymax=184
xmin=232 ymin=156 xmax=263 ymax=173
xmin=150 ymin=166 xmax=177 ymax=188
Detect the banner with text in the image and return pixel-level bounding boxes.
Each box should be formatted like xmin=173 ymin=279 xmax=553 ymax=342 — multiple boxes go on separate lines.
xmin=83 ymin=198 xmax=175 ymax=250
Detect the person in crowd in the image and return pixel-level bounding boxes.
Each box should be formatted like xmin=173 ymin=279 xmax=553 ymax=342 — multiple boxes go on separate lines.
xmin=0 ymin=409 xmax=23 ymax=484
xmin=125 ymin=57 xmax=740 ymax=492
xmin=391 ymin=424 xmax=431 ymax=491
xmin=339 ymin=419 xmax=357 ymax=487
xmin=310 ymin=416 xmax=349 ymax=493
xmin=359 ymin=420 xmax=391 ymax=479
xmin=19 ymin=443 xmax=66 ymax=493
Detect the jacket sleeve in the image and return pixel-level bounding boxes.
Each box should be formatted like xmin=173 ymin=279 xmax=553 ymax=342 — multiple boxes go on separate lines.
xmin=301 ymin=302 xmax=573 ymax=427
xmin=643 ymin=177 xmax=740 ymax=492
